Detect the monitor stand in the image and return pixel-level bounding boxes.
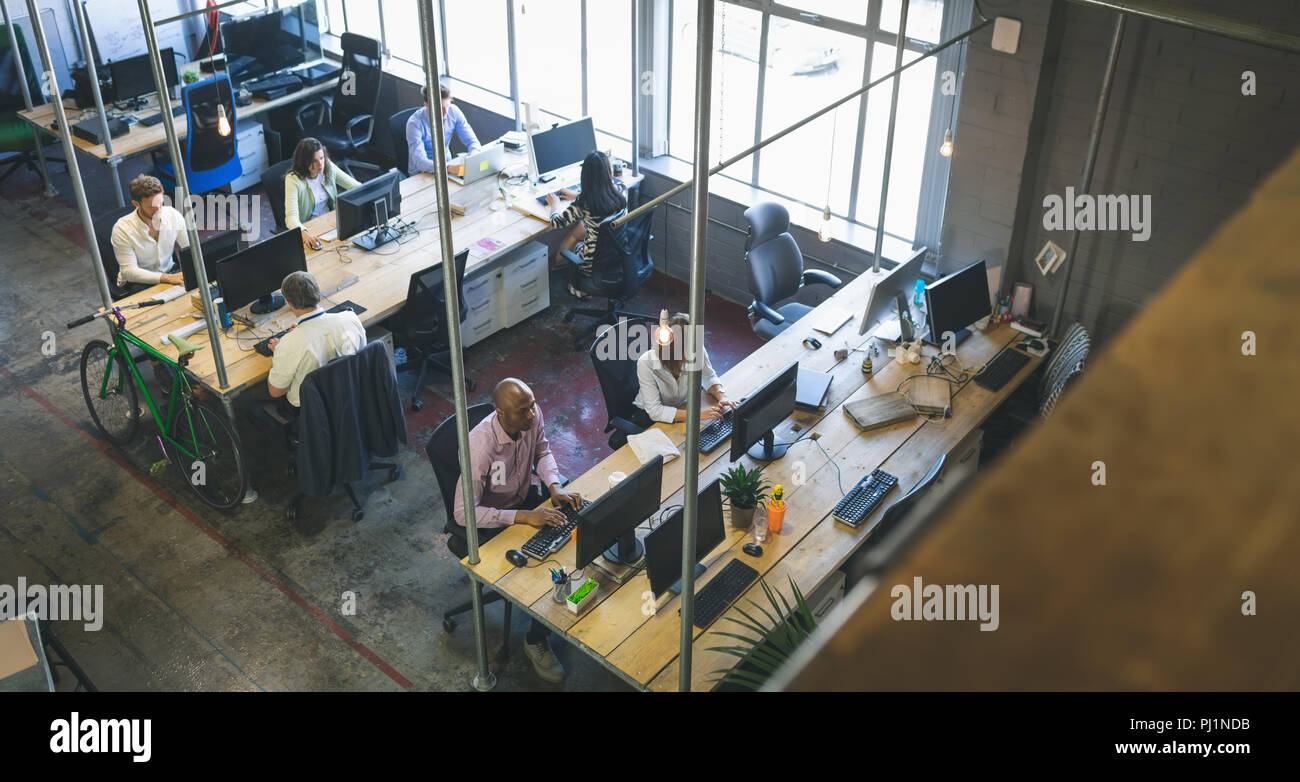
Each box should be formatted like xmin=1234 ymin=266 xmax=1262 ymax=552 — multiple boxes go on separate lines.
xmin=668 ymin=564 xmax=707 ymax=596
xmin=602 ymin=531 xmax=644 ymax=568
xmin=748 ymin=430 xmax=788 ymax=461
xmin=923 ymin=327 xmax=972 ymax=348
xmin=249 ymin=292 xmax=284 ymax=314
xmin=352 ymin=199 xmax=399 ymax=251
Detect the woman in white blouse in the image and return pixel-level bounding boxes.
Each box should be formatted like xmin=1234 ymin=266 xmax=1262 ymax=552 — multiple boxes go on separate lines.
xmin=632 ymin=312 xmax=737 ymax=427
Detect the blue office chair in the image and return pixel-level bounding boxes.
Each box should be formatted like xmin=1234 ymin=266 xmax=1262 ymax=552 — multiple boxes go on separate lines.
xmin=744 ymin=202 xmax=842 ymax=340
xmin=154 ymin=74 xmax=242 ymax=195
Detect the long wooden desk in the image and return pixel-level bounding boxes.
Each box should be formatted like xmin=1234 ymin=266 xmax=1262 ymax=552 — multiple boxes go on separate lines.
xmin=461 ymin=270 xmax=1044 ymax=691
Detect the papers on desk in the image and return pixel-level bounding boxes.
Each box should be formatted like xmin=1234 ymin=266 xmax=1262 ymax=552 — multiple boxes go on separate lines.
xmin=627 ymin=428 xmax=680 ymax=465
xmin=318 ymin=229 xmax=339 ymax=241
xmin=811 ymin=308 xmax=852 ymax=335
xmin=469 ymin=236 xmax=505 ymax=259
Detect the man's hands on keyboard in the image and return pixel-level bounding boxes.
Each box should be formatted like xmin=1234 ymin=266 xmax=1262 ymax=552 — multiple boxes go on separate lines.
xmin=518 ymin=507 xmax=567 ymax=527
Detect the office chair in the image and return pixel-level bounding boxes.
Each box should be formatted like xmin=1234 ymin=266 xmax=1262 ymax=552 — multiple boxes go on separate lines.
xmin=743 ymin=202 xmax=842 ymax=340
xmin=589 ymin=323 xmax=651 ymax=450
xmin=426 ymin=403 xmax=514 ymax=659
xmin=296 ymin=33 xmax=383 ymax=177
xmin=92 ymin=205 xmax=144 ymax=300
xmin=387 ymin=248 xmax=476 ymax=411
xmin=175 ymin=229 xmax=244 ymax=282
xmin=153 ymin=74 xmax=242 ymax=195
xmin=260 ymin=159 xmax=293 ymax=233
xmin=387 ymin=107 xmax=418 ymax=177
xmin=0 ymin=25 xmax=64 ymax=184
xmin=561 ymin=208 xmax=659 ymax=351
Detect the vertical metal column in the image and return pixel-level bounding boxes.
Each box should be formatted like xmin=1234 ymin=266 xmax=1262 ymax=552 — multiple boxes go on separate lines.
xmin=630 ymin=0 xmax=639 ymax=176
xmin=1050 ymin=14 xmax=1126 ymax=337
xmin=71 ymin=0 xmax=124 ymax=207
xmin=1 ymin=0 xmax=56 ymax=196
xmin=419 ymin=0 xmax=492 ymax=693
xmin=506 ymin=0 xmax=522 ymax=131
xmin=679 ymin=0 xmax=714 ymax=693
xmin=872 ymin=0 xmax=908 ymax=273
xmin=23 ymin=0 xmax=112 ymax=309
xmin=134 ymin=0 xmax=229 ymax=391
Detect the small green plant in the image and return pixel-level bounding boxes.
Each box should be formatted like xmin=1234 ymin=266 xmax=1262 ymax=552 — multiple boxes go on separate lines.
xmin=182 ymin=70 xmax=200 ymax=85
xmin=707 ymin=576 xmax=817 ymax=690
xmin=718 ymin=463 xmax=770 ymax=510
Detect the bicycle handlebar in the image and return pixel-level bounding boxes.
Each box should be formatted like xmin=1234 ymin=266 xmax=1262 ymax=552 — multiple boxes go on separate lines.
xmin=66 ymin=300 xmax=164 ymax=330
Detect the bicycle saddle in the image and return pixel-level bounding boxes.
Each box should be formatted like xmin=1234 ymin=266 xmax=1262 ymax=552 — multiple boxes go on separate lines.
xmin=168 ymin=334 xmax=205 ymax=357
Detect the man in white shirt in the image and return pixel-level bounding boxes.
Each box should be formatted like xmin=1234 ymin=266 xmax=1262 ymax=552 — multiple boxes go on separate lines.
xmin=266 ymin=271 xmax=366 ymax=410
xmin=110 ymin=174 xmax=188 ymax=288
xmin=633 ymin=312 xmax=736 ymax=426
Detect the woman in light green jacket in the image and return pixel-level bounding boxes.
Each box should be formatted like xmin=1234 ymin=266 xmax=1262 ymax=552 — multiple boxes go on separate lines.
xmin=284 ymin=136 xmax=359 ymax=249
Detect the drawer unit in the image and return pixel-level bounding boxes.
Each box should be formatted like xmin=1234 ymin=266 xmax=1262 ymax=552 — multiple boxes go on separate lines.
xmin=230 ymin=121 xmax=267 ymax=193
xmin=460 ymin=269 xmax=502 ymax=348
xmin=499 ymin=241 xmax=549 ymax=328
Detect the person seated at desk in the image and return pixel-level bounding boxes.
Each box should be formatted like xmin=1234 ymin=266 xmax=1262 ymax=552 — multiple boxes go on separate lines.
xmin=633 ymin=312 xmax=736 ymax=428
xmin=406 ymin=83 xmax=481 ymax=176
xmin=452 ymin=377 xmax=582 ymax=683
xmin=284 ymin=137 xmax=359 ymax=250
xmin=546 ymin=151 xmax=627 ymax=298
xmin=262 ymin=271 xmax=366 ymax=418
xmin=111 ymin=174 xmax=187 ymax=288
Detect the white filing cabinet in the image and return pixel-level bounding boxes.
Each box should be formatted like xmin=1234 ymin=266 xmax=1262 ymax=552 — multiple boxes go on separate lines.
xmin=230 ymin=120 xmax=267 ymax=193
xmin=460 ymin=268 xmax=502 ymax=348
xmin=499 ymin=241 xmax=550 ymax=328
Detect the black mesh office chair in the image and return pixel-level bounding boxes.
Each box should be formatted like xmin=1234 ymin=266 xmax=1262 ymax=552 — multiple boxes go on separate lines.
xmin=981 ymin=322 xmax=1091 ymax=462
xmin=295 ymin=33 xmax=384 ymax=176
xmin=743 ymin=202 xmax=842 ymax=340
xmin=589 ymin=323 xmax=651 ymax=450
xmin=388 ymin=107 xmax=418 ymax=177
xmin=260 ymin=159 xmax=293 ymax=233
xmin=561 ymin=208 xmax=658 ymax=351
xmin=386 ymin=248 xmax=476 ymax=411
xmin=92 ymin=205 xmax=143 ymax=300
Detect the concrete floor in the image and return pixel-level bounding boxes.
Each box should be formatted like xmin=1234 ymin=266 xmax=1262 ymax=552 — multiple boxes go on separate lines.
xmin=0 ymin=149 xmax=762 ymax=691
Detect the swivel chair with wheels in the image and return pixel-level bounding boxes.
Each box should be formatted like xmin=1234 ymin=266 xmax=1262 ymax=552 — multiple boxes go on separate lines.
xmin=387 ymin=248 xmax=476 ymax=411
xmin=589 ymin=323 xmax=651 ymax=450
xmin=92 ymin=205 xmax=141 ymax=300
xmin=743 ymin=202 xmax=842 ymax=340
xmin=260 ymin=158 xmax=293 ymax=233
xmin=295 ymin=33 xmax=384 ymax=177
xmin=388 ymin=107 xmax=417 ymax=177
xmin=562 ymin=207 xmax=658 ymax=351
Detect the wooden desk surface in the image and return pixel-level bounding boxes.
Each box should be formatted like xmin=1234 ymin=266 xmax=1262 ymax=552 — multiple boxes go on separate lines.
xmin=460 ymin=262 xmax=1044 ymax=690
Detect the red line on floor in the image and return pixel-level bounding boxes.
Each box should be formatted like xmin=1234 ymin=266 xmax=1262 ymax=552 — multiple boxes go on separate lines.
xmin=0 ymin=363 xmax=415 ymax=691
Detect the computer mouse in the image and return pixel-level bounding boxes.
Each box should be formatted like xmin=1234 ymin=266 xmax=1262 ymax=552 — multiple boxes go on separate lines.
xmin=1028 ymin=338 xmax=1047 ymax=352
xmin=742 ymin=543 xmax=763 ymax=557
xmin=505 ymin=549 xmax=527 ymax=567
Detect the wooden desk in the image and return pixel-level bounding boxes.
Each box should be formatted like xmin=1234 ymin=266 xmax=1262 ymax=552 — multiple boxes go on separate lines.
xmin=460 ymin=265 xmax=1044 ymax=690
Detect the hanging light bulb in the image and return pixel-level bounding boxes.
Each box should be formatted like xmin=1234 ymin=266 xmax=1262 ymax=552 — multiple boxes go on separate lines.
xmin=216 ymin=103 xmax=232 ymax=137
xmin=819 ymin=205 xmax=832 ymax=242
xmin=655 ymin=309 xmax=674 ymax=346
xmin=939 ymin=128 xmax=953 ymax=157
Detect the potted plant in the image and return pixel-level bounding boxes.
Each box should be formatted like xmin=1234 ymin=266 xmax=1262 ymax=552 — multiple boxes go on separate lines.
xmin=719 ymin=464 xmax=770 ymax=529
xmin=708 ymin=576 xmax=817 ymax=690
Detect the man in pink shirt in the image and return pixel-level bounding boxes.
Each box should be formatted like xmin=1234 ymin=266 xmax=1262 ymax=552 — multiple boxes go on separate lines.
xmin=453 ymin=378 xmax=582 ymax=683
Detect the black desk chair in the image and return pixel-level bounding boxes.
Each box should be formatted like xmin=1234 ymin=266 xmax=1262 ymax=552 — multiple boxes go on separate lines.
xmin=296 ymin=33 xmax=384 ymax=177
xmin=260 ymin=159 xmax=293 ymax=233
xmin=562 ymin=207 xmax=659 ymax=351
xmin=388 ymin=107 xmax=418 ymax=177
xmin=743 ymin=202 xmax=842 ymax=340
xmin=589 ymin=322 xmax=652 ymax=450
xmin=981 ymin=322 xmax=1091 ymax=463
xmin=387 ymin=248 xmax=476 ymax=411
xmin=92 ymin=205 xmax=144 ymax=300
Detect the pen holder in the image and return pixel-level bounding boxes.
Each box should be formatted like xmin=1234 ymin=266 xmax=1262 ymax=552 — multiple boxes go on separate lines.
xmin=552 ymin=576 xmax=571 ymax=604
xmin=766 ymin=501 xmax=786 ymax=534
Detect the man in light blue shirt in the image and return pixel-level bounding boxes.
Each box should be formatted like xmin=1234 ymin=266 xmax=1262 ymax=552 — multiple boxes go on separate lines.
xmin=406 ymin=83 xmax=481 ymax=176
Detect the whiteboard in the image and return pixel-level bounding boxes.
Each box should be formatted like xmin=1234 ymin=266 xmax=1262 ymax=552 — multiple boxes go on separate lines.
xmin=83 ymin=0 xmax=193 ymax=65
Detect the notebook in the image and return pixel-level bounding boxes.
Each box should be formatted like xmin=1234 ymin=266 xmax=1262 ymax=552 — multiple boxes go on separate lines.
xmin=843 ymin=392 xmax=917 ymax=432
xmin=795 ymin=368 xmax=834 ymax=410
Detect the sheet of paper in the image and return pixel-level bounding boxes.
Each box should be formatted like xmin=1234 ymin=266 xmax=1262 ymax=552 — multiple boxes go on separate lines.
xmin=0 ymin=619 xmax=38 ymax=680
xmin=626 ymin=427 xmax=680 ymax=465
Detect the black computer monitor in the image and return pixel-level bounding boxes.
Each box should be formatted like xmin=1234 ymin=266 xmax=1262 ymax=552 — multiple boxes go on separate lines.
xmin=576 ymin=455 xmax=663 ymax=569
xmin=924 ymin=259 xmax=991 ymax=348
xmin=221 ymin=7 xmax=316 ymax=85
xmin=731 ymin=362 xmax=800 ymax=462
xmin=644 ymin=478 xmax=727 ymax=597
xmin=216 ymin=227 xmax=307 ymax=314
xmin=858 ymin=247 xmax=927 ymax=339
xmin=337 ymin=169 xmax=403 ymax=251
xmin=110 ymin=48 xmax=179 ymax=104
xmin=528 ymin=117 xmax=597 ymax=182
xmin=179 ymin=230 xmax=243 ymax=291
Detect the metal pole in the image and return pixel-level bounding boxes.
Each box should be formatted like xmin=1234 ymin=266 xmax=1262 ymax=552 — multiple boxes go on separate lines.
xmin=156 ymin=0 xmax=251 ymax=26
xmin=2 ymin=0 xmax=56 ymax=196
xmin=1050 ymin=14 xmax=1126 ymax=338
xmin=419 ymin=0 xmax=492 ymax=693
xmin=71 ymin=0 xmax=123 ymax=207
xmin=871 ymin=0 xmax=908 ymax=274
xmin=23 ymin=0 xmax=111 ymax=309
xmin=614 ymin=18 xmax=993 ymax=226
xmin=678 ymin=0 xmax=714 ymax=693
xmin=629 ymin=0 xmax=639 ymax=176
xmin=1068 ymin=0 xmax=1300 ymax=54
xmin=135 ymin=0 xmax=229 ymax=390
xmin=506 ymin=0 xmax=522 ymax=131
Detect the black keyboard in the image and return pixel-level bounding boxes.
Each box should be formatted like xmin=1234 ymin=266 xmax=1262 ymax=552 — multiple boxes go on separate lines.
xmin=974 ymin=347 xmax=1032 ymax=392
xmin=138 ymin=106 xmax=185 ymax=126
xmin=698 ymin=409 xmax=734 ymax=453
xmin=252 ymin=301 xmax=367 ymax=357
xmin=244 ymin=73 xmax=303 ymax=97
xmin=521 ymin=499 xmax=590 ymax=560
xmin=683 ymin=559 xmax=760 ymax=629
xmin=535 ymin=183 xmax=581 ymax=205
xmin=832 ymin=469 xmax=899 ymax=528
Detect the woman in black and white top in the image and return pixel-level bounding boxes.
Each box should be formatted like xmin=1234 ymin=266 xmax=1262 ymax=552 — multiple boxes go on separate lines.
xmin=546 ymin=151 xmax=627 ymax=299
xmin=632 ymin=312 xmax=737 ymax=428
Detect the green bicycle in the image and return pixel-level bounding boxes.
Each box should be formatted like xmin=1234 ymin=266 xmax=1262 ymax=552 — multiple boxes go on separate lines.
xmin=68 ymin=303 xmax=250 ymax=510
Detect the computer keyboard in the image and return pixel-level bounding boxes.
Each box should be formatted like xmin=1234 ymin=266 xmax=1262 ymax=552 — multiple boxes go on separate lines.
xmin=138 ymin=106 xmax=185 ymax=126
xmin=698 ymin=409 xmax=734 ymax=453
xmin=683 ymin=559 xmax=760 ymax=629
xmin=252 ymin=301 xmax=367 ymax=357
xmin=832 ymin=469 xmax=899 ymax=528
xmin=535 ymin=183 xmax=581 ymax=205
xmin=974 ymin=347 xmax=1032 ymax=392
xmin=151 ymin=284 xmax=186 ymax=303
xmin=521 ymin=498 xmax=590 ymax=560
xmin=243 ymin=73 xmax=303 ymax=97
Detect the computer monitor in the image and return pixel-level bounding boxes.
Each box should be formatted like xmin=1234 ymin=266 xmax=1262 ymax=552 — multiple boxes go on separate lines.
xmin=924 ymin=259 xmax=991 ymax=348
xmin=528 ymin=116 xmax=597 ymax=183
xmin=216 ymin=227 xmax=307 ymax=314
xmin=576 ymin=455 xmax=663 ymax=569
xmin=110 ymin=48 xmax=179 ymax=104
xmin=337 ymin=168 xmax=403 ymax=251
xmin=179 ymin=230 xmax=243 ymax=291
xmin=858 ymin=247 xmax=927 ymax=340
xmin=731 ymin=362 xmax=800 ymax=462
xmin=644 ymin=478 xmax=727 ymax=597
xmin=221 ymin=6 xmax=319 ymax=85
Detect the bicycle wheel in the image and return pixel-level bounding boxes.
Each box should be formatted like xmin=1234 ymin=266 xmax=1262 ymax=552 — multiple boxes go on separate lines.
xmin=172 ymin=399 xmax=249 ymax=510
xmin=80 ymin=339 xmax=140 ymax=446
